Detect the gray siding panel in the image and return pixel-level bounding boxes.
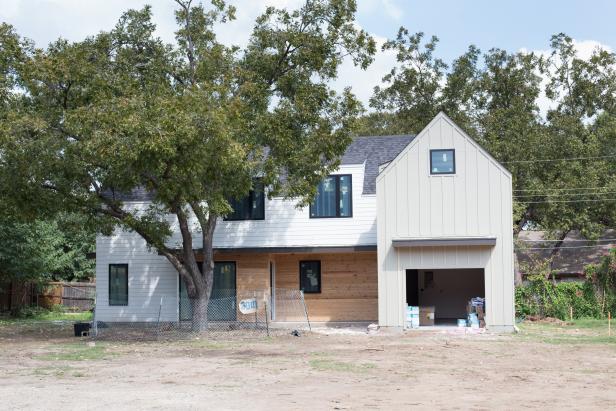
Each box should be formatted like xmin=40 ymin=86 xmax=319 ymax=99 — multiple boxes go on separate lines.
xmin=376 ymin=113 xmax=514 ymax=330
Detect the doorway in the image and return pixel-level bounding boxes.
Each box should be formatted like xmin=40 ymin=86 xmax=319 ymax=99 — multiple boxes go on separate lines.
xmin=179 ymin=261 xmax=237 ymax=321
xmin=405 ymin=268 xmax=485 ymax=325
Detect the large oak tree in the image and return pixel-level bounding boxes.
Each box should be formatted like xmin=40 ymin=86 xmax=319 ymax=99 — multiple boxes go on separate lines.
xmin=0 ymin=0 xmax=375 ymax=328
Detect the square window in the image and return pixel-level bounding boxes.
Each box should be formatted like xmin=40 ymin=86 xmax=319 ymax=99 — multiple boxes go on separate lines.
xmin=430 ymin=149 xmax=455 ymax=175
xmin=299 ymin=261 xmax=321 ymax=293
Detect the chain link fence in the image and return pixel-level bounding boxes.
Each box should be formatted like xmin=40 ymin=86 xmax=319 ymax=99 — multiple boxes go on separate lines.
xmin=92 ymin=288 xmax=311 ymax=341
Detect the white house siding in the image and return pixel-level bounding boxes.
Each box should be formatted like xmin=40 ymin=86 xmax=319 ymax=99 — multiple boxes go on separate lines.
xmin=212 ymin=163 xmax=377 ymax=248
xmin=95 ymin=233 xmax=179 ymax=322
xmin=96 ymin=163 xmax=378 ymax=321
xmin=376 ymin=113 xmax=514 ymax=331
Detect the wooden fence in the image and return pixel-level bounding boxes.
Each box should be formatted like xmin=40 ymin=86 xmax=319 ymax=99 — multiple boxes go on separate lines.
xmin=0 ymin=281 xmax=95 ymax=312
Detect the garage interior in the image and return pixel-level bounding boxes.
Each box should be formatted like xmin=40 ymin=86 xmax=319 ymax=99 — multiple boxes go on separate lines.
xmin=406 ymin=268 xmax=485 ymax=326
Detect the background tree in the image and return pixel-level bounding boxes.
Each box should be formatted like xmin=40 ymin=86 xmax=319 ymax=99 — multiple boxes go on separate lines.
xmin=359 ymin=28 xmax=616 ymax=284
xmin=0 ymin=0 xmax=375 ymax=328
xmin=0 ymin=215 xmax=95 ymax=285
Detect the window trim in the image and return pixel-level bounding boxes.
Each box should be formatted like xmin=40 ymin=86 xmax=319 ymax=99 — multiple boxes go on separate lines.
xmin=309 ymin=174 xmax=353 ymax=219
xmin=429 ymin=149 xmax=456 ymax=175
xmin=299 ymin=260 xmax=322 ymax=294
xmin=224 ymin=180 xmax=266 ymax=221
xmin=108 ymin=263 xmax=128 ymax=306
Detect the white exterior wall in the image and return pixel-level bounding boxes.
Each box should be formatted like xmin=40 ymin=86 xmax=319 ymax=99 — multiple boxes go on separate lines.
xmin=96 ymin=163 xmax=377 ymax=321
xmin=213 ymin=164 xmax=377 ymax=248
xmin=376 ymin=113 xmax=514 ymax=331
xmin=95 ymin=232 xmax=179 ymax=322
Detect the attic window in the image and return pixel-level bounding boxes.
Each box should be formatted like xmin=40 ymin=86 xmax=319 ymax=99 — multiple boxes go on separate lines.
xmin=430 ymin=149 xmax=455 ymax=175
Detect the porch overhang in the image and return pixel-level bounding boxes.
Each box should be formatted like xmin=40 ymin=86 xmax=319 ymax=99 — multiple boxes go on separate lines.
xmin=159 ymin=245 xmax=377 ymax=256
xmin=392 ymin=236 xmax=497 ymax=248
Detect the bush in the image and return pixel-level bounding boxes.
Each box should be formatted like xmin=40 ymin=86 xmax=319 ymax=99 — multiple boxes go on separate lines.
xmin=14 ymin=305 xmax=48 ymax=318
xmin=516 ymin=249 xmax=616 ymax=320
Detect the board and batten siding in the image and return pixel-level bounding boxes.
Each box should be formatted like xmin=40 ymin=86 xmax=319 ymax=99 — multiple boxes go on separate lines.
xmin=376 ymin=113 xmax=515 ymax=331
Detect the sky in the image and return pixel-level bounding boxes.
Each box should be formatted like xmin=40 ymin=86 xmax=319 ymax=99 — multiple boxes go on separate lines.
xmin=1 ymin=0 xmax=615 ymax=107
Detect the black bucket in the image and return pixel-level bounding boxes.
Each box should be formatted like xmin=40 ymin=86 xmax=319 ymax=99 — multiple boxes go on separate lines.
xmin=74 ymin=322 xmax=91 ymax=337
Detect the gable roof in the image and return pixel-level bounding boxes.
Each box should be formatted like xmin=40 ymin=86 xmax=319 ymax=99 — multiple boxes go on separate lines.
xmin=112 ymin=135 xmax=415 ymax=201
xmin=341 ymin=135 xmax=415 ymax=194
xmin=377 ymin=112 xmax=512 ymax=180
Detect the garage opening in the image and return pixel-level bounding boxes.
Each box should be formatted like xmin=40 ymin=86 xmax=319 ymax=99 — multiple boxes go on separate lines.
xmin=405 ymin=268 xmax=485 ymax=326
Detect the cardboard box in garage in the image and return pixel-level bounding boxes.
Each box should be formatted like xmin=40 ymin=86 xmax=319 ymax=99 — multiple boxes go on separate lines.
xmin=419 ymin=306 xmax=435 ymax=326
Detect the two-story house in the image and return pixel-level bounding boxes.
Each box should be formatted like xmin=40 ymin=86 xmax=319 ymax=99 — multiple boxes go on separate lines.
xmin=95 ymin=113 xmax=515 ymax=331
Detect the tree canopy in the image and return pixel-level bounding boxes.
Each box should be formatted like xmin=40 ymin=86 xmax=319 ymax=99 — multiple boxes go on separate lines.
xmin=359 ymin=30 xmax=616 ymax=250
xmin=0 ymin=0 xmax=375 ymax=325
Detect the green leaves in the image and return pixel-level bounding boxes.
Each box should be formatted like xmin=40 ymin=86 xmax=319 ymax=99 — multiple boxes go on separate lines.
xmin=361 ymin=27 xmax=616 ymax=239
xmin=0 ymin=1 xmax=374 ymax=293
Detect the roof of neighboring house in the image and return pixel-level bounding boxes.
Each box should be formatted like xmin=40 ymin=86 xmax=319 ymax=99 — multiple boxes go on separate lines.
xmin=341 ymin=135 xmax=415 ymax=194
xmin=107 ymin=134 xmax=415 ymax=201
xmin=516 ymin=230 xmax=616 ymax=276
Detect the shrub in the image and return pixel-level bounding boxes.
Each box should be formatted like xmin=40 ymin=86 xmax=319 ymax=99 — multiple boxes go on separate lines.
xmin=516 ymin=249 xmax=616 ymax=320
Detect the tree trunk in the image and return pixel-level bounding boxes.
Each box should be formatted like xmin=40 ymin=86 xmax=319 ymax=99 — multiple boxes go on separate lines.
xmin=546 ymin=230 xmax=569 ymax=281
xmin=191 ymin=258 xmax=214 ymax=332
xmin=514 ymin=250 xmax=523 ymax=286
xmin=192 ymin=293 xmax=209 ymax=331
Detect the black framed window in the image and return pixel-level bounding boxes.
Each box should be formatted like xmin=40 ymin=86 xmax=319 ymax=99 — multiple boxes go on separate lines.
xmin=299 ymin=260 xmax=321 ymax=294
xmin=430 ymin=149 xmax=456 ymax=175
xmin=109 ymin=264 xmax=128 ymax=306
xmin=225 ymin=180 xmax=265 ymax=221
xmin=309 ymin=174 xmax=352 ymax=218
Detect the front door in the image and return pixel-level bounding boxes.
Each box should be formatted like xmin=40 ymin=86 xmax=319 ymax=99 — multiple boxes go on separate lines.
xmin=179 ymin=261 xmax=237 ymax=321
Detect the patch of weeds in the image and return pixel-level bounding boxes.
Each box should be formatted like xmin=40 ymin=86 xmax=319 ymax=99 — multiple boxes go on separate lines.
xmin=517 ymin=321 xmax=616 ymax=346
xmin=36 ymin=343 xmax=114 ymax=361
xmin=309 ymin=358 xmax=375 ymax=373
xmin=32 ymin=365 xmax=72 ymax=377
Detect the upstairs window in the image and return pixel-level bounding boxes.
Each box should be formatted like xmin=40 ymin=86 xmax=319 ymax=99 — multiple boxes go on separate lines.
xmin=430 ymin=149 xmax=456 ymax=175
xmin=310 ymin=175 xmax=352 ymax=218
xmin=109 ymin=264 xmax=128 ymax=306
xmin=225 ymin=180 xmax=265 ymax=221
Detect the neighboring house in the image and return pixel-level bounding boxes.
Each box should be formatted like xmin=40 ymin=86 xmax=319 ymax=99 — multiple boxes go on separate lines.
xmin=517 ymin=230 xmax=616 ymax=281
xmin=95 ymin=113 xmax=516 ymax=331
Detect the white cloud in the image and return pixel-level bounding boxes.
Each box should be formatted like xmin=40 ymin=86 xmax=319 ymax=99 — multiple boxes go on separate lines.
xmin=358 ymin=0 xmax=403 ymax=21
xmin=0 ymin=0 xmax=391 ymax=108
xmin=332 ymin=34 xmax=395 ymax=110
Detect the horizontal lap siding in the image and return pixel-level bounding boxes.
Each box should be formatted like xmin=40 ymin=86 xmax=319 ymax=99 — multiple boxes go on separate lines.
xmin=274 ymin=252 xmax=377 ymax=321
xmin=213 ymin=164 xmax=378 ymax=248
xmin=95 ymin=233 xmax=178 ymax=322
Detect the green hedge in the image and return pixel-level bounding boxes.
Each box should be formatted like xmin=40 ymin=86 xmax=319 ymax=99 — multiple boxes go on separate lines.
xmin=516 ymin=249 xmax=616 ymax=320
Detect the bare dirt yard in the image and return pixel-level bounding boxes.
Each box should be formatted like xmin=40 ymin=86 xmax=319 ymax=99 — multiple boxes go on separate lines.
xmin=1 ymin=320 xmax=615 ymax=410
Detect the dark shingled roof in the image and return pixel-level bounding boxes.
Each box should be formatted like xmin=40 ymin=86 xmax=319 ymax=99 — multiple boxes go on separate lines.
xmin=111 ymin=135 xmax=414 ymax=201
xmin=341 ymin=135 xmax=415 ymax=194
xmin=517 ymin=230 xmax=616 ymax=278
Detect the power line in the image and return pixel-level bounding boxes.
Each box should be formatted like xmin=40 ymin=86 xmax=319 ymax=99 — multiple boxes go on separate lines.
xmin=516 ymin=245 xmax=615 ymax=250
xmin=516 ymin=198 xmax=616 ymax=204
xmin=514 ymin=191 xmax=616 ymax=198
xmin=513 ymin=186 xmax=613 ymax=192
xmin=503 ymin=154 xmax=616 ymax=164
xmin=517 ymin=238 xmax=616 ymax=243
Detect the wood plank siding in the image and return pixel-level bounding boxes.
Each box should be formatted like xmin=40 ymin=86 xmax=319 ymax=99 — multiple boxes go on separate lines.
xmin=273 ymin=252 xmax=377 ymax=322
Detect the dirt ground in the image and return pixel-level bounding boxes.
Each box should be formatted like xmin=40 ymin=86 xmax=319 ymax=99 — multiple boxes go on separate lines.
xmin=1 ymin=321 xmax=615 ymax=410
